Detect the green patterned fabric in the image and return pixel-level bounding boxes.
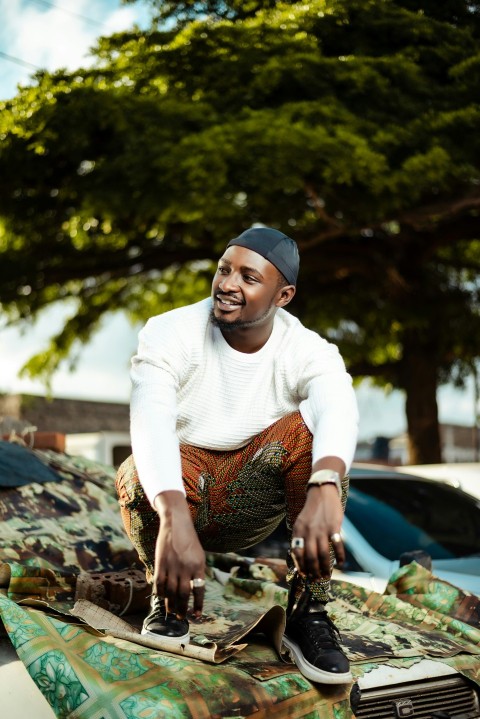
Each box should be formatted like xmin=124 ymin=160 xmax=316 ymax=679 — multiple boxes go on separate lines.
xmin=2 ymin=557 xmax=480 ymax=718
xmin=0 ymin=586 xmax=353 ymax=719
xmin=1 ymin=448 xmax=480 ymax=718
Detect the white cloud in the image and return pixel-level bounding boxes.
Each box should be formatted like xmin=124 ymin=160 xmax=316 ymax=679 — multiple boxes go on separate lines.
xmin=14 ymin=1 xmax=99 ymax=71
xmin=0 ymin=0 xmax=152 ymax=99
xmin=0 ymin=305 xmax=139 ymax=402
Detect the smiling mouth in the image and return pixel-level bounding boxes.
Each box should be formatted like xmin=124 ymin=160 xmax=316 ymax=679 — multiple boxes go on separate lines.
xmin=215 ymin=294 xmax=244 ymax=311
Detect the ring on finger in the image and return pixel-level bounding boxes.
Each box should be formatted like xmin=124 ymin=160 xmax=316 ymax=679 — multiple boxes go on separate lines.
xmin=190 ymin=577 xmax=206 ymax=589
xmin=291 ymin=537 xmax=305 ymax=550
xmin=330 ymin=532 xmax=342 ymax=544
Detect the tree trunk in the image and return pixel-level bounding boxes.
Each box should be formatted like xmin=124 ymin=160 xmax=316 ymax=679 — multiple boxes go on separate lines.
xmin=402 ymin=346 xmax=442 ymax=464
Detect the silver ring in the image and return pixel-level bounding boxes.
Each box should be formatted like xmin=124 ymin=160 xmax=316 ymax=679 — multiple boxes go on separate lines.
xmin=291 ymin=537 xmax=305 ymax=550
xmin=190 ymin=578 xmax=206 ymax=589
xmin=330 ymin=532 xmax=342 ymax=544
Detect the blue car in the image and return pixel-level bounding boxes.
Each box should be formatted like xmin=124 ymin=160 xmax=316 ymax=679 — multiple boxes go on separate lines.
xmin=340 ymin=465 xmax=480 ymax=595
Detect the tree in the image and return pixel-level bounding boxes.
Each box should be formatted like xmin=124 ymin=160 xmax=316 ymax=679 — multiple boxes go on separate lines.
xmin=1 ymin=0 xmax=480 ymax=462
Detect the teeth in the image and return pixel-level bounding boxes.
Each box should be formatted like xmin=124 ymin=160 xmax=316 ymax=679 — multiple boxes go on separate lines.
xmin=218 ymin=297 xmax=240 ymax=306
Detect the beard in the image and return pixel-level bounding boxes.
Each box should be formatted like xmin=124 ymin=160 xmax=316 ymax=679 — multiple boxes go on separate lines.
xmin=209 ymin=306 xmax=271 ymax=332
xmin=210 ymin=308 xmax=249 ymax=332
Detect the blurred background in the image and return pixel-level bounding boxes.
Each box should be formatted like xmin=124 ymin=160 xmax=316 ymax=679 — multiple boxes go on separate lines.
xmin=1 ymin=0 xmax=479 ymax=466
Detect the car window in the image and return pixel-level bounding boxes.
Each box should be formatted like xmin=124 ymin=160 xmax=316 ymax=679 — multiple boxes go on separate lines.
xmin=346 ymin=478 xmax=480 ymax=560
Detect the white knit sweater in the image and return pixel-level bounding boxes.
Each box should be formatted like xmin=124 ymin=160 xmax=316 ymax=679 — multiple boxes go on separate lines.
xmin=130 ymin=298 xmax=359 ymax=505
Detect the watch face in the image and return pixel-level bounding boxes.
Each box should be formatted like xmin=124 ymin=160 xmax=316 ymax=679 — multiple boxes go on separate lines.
xmin=309 ymin=470 xmax=339 ymax=483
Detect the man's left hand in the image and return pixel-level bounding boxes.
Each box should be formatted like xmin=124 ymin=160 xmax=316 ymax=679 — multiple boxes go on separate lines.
xmin=290 ymin=483 xmax=345 ymax=581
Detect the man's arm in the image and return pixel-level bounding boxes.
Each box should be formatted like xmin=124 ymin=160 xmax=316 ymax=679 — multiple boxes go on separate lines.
xmin=291 ymin=455 xmax=347 ymax=581
xmin=293 ymin=372 xmax=359 ymax=580
xmin=153 ymin=491 xmax=206 ymax=618
xmin=130 ymin=320 xmax=207 ymax=615
xmin=130 ymin=322 xmax=186 ymax=501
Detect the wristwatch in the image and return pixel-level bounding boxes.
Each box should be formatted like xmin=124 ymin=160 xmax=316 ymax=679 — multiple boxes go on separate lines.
xmin=307 ymin=469 xmax=342 ymax=498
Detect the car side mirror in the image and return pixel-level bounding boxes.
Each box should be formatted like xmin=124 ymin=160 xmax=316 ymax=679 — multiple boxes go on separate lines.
xmin=399 ymin=549 xmax=432 ymax=571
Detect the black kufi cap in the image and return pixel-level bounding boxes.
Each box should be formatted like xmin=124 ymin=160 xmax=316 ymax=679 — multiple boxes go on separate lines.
xmin=227 ymin=227 xmax=299 ymax=285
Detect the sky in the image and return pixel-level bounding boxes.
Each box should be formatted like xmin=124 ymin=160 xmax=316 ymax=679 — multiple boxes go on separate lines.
xmin=0 ymin=0 xmax=153 ymax=100
xmin=0 ymin=0 xmax=477 ymax=441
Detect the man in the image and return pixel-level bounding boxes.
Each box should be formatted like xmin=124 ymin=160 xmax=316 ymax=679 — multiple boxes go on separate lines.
xmin=116 ymin=226 xmax=359 ymax=685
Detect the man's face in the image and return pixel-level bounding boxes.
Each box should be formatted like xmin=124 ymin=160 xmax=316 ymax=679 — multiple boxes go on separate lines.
xmin=211 ymin=245 xmax=289 ymax=332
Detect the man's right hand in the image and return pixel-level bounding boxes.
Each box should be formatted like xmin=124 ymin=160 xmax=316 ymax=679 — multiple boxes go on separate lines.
xmin=153 ymin=491 xmax=206 ymax=618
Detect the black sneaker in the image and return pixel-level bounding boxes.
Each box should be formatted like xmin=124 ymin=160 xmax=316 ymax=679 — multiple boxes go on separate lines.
xmin=283 ymin=582 xmax=352 ymax=685
xmin=141 ymin=595 xmax=190 ymax=646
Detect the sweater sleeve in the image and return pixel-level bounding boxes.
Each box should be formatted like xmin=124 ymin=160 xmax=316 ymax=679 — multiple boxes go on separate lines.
xmin=294 ymin=330 xmax=359 ymax=472
xmin=130 ymin=318 xmax=185 ymax=505
xmin=300 ymin=373 xmax=359 ymax=472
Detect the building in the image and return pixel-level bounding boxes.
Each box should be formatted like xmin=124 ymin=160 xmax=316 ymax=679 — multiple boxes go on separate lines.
xmin=356 ymin=424 xmax=480 ymax=466
xmin=0 ymin=394 xmax=131 ymax=466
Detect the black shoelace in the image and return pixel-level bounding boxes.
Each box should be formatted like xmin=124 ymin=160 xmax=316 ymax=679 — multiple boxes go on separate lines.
xmin=148 ymin=594 xmax=166 ymax=619
xmin=301 ymin=611 xmax=342 ymax=651
xmin=288 ymin=576 xmax=342 ymax=651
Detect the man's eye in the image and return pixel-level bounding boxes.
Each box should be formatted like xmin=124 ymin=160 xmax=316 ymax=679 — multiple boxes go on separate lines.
xmin=244 ymin=275 xmax=257 ymax=282
xmin=218 ymin=267 xmax=228 ymax=274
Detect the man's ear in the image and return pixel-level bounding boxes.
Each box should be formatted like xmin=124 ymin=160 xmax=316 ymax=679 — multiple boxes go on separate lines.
xmin=276 ymin=285 xmax=296 ymax=308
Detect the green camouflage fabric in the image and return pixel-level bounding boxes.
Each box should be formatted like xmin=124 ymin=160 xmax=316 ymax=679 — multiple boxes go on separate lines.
xmin=1 ymin=448 xmax=480 ymax=718
xmin=0 ymin=449 xmax=140 ymax=574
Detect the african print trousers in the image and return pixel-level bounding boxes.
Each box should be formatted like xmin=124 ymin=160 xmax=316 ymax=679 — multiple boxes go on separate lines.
xmin=115 ymin=411 xmax=349 ymax=603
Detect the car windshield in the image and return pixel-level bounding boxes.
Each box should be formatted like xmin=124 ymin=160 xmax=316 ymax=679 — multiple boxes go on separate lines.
xmin=346 ymin=477 xmax=480 ymax=560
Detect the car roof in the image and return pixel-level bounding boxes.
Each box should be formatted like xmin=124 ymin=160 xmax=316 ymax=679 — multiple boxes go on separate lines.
xmin=350 ymin=463 xmax=423 ymax=481
xmin=350 ymin=463 xmax=480 ymax=504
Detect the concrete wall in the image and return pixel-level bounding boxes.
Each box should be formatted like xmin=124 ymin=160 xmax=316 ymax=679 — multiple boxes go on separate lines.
xmin=0 ymin=394 xmax=129 ymax=435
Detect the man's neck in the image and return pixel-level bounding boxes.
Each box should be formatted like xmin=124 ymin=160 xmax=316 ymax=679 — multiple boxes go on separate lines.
xmin=220 ymin=324 xmax=273 ymax=353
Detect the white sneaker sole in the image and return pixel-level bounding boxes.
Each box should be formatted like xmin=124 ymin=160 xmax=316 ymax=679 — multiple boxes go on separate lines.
xmin=282 ymin=635 xmax=352 ymax=685
xmin=141 ymin=628 xmax=190 ymax=646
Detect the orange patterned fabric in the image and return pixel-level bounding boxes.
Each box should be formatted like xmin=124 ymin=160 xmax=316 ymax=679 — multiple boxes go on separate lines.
xmin=116 ymin=412 xmax=348 ymax=602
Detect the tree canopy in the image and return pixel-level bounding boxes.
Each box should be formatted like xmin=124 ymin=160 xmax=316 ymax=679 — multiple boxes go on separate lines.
xmin=1 ymin=0 xmax=480 ymax=461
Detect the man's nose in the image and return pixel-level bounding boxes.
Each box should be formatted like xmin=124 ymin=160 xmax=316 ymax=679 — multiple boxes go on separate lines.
xmin=219 ymin=273 xmax=240 ymax=292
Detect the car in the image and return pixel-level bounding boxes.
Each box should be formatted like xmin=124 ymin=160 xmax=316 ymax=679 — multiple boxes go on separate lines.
xmin=0 ymin=636 xmax=55 ymax=719
xmin=340 ymin=465 xmax=480 ymax=595
xmin=251 ymin=464 xmax=480 ymax=595
xmin=1 ymin=589 xmax=478 ymax=719
xmin=398 ymin=462 xmax=480 ymax=500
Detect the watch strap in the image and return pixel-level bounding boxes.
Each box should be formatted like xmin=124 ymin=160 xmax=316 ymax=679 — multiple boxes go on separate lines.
xmin=307 ymin=469 xmax=342 ymax=498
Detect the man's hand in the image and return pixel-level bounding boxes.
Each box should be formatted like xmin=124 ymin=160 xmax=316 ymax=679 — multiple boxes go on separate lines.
xmin=153 ymin=491 xmax=206 ymax=618
xmin=291 ymin=483 xmax=345 ymax=581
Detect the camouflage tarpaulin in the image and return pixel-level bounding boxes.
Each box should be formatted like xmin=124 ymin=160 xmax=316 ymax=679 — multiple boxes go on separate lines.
xmin=0 ymin=442 xmax=63 ymax=487
xmin=0 ymin=447 xmax=140 ymax=573
xmin=0 ymin=446 xmax=480 ymax=718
